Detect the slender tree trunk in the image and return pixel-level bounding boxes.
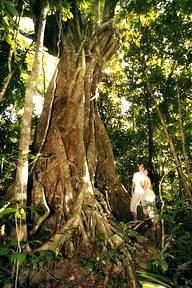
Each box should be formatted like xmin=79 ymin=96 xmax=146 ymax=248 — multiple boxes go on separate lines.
xmin=144 ymin=92 xmax=154 ymax=169
xmin=8 ymin=4 xmax=48 ymax=241
xmin=0 ymin=50 xmax=14 ymax=102
xmin=176 ymin=83 xmax=191 ymax=175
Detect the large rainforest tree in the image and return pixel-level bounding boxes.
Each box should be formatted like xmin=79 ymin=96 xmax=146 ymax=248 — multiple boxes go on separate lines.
xmin=30 ymin=0 xmax=130 ymax=252
xmin=0 ymin=0 xmax=139 ymax=286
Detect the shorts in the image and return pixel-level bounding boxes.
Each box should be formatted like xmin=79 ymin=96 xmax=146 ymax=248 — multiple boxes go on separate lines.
xmin=130 ymin=192 xmax=145 ymax=214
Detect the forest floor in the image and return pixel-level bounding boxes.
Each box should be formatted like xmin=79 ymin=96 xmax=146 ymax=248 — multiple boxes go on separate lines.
xmin=23 ymin=220 xmax=160 ymax=288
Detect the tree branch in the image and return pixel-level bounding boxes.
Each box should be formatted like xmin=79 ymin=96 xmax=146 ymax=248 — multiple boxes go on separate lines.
xmin=94 ymin=0 xmax=101 ymax=26
xmin=176 ymin=82 xmax=190 ymax=176
xmin=103 ymin=40 xmax=118 ymax=62
xmin=70 ymin=1 xmax=82 ymax=41
xmin=103 ymin=0 xmax=119 ymax=22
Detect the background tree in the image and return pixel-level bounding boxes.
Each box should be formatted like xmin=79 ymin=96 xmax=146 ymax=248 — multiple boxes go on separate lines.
xmin=98 ymin=0 xmax=192 ymax=286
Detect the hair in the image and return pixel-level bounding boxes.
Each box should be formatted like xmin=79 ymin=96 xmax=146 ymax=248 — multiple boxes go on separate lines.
xmin=145 ymin=167 xmax=154 ymax=183
xmin=137 ymin=162 xmax=146 ymax=169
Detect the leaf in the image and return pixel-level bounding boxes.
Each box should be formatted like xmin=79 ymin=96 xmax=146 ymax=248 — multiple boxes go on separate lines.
xmin=128 ymin=229 xmax=139 ymax=237
xmin=0 ymin=208 xmax=16 ymax=219
xmin=6 ymin=34 xmax=16 ymax=51
xmin=30 ymin=240 xmax=43 ymax=245
xmin=161 ymin=260 xmax=168 ymax=273
xmin=0 ymin=248 xmax=10 ymax=256
xmin=5 ymin=2 xmax=18 ymax=17
xmin=141 ymin=281 xmax=167 ymax=288
xmin=11 ymin=252 xmax=27 ymax=265
xmin=2 ymin=283 xmax=12 ymax=288
xmin=137 ymin=271 xmax=173 ymax=288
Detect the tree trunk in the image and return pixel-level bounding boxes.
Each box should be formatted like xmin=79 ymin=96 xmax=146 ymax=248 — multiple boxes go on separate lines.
xmin=7 ymin=4 xmax=48 ymax=241
xmin=32 ymin=20 xmax=130 ymax=251
xmin=29 ymin=4 xmax=139 ymax=287
xmin=144 ymin=92 xmax=154 ymax=170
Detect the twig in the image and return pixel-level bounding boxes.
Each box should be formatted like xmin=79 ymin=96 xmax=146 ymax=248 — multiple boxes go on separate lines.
xmin=39 ymin=267 xmax=60 ymax=281
xmin=0 ymin=201 xmax=11 ymax=213
xmin=58 ymin=272 xmax=90 ymax=288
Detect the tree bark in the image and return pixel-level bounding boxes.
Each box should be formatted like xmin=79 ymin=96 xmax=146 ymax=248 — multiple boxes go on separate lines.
xmin=28 ymin=4 xmax=140 ymax=286
xmin=7 ymin=4 xmax=48 ymax=241
xmin=31 ymin=6 xmax=130 ymax=252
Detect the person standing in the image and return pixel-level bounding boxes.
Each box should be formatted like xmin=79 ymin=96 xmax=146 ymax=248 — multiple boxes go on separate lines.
xmin=130 ymin=163 xmax=146 ymax=220
xmin=143 ymin=168 xmax=159 ymax=228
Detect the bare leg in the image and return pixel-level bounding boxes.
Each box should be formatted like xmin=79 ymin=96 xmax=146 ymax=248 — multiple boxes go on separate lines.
xmin=131 ymin=212 xmax=137 ymax=220
xmin=130 ymin=193 xmax=142 ymax=221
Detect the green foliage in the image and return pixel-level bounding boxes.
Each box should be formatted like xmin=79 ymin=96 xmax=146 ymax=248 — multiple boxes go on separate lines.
xmin=79 ymin=243 xmax=127 ymax=288
xmin=0 ymin=200 xmax=61 ymax=286
xmin=0 ymin=108 xmax=20 ymax=192
xmin=0 ymin=42 xmax=28 ymax=193
xmin=98 ymin=1 xmax=192 ymax=287
xmin=0 ymin=207 xmax=16 ymax=219
xmin=0 ymin=0 xmax=18 ymax=43
xmin=147 ymin=242 xmax=173 ymax=275
xmin=137 ymin=271 xmax=173 ymax=288
xmin=10 ymin=251 xmax=27 ymax=265
xmin=80 ymin=248 xmax=119 ymax=273
xmin=168 ymin=208 xmax=192 ymax=287
xmin=26 ymin=250 xmax=61 ymax=268
xmin=143 ymin=202 xmax=192 ymax=287
xmin=0 ymin=246 xmax=60 ymax=286
xmin=108 ymin=276 xmax=127 ymax=287
xmin=99 ymin=0 xmax=192 ymax=194
xmin=116 ymin=221 xmax=139 ymax=241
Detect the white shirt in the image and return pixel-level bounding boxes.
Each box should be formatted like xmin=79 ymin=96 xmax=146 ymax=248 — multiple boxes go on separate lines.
xmin=132 ymin=172 xmax=145 ymax=194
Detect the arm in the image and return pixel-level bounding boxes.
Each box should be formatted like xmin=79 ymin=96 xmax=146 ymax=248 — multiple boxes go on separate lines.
xmin=131 ymin=173 xmax=136 ymax=195
xmin=131 ymin=181 xmax=135 ymax=195
xmin=143 ymin=179 xmax=148 ymax=191
xmin=143 ymin=177 xmax=152 ymax=190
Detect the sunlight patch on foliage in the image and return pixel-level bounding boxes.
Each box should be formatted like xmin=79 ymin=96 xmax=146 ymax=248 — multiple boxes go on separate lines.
xmin=141 ymin=283 xmax=167 ymax=288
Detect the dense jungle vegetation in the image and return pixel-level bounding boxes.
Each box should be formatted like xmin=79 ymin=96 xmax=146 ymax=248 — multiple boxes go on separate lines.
xmin=0 ymin=0 xmax=192 ymax=287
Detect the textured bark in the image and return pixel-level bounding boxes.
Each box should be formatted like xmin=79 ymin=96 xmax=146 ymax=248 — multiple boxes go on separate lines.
xmin=30 ymin=4 xmax=137 ymax=286
xmin=31 ymin=7 xmax=130 ymax=251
